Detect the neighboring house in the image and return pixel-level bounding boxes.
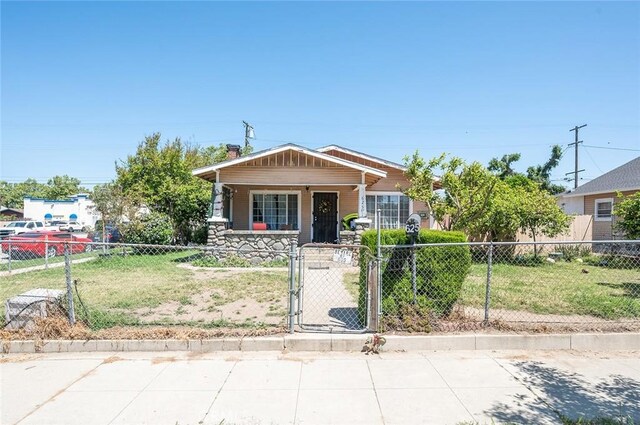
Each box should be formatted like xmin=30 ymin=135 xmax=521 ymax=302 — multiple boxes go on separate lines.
xmin=557 ymin=156 xmax=640 ymax=240
xmin=192 ymin=144 xmax=432 ymax=256
xmin=23 ymin=194 xmax=100 ymax=228
xmin=0 ymin=207 xmax=24 ymax=220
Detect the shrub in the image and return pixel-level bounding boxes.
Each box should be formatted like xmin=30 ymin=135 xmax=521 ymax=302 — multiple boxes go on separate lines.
xmin=122 ymin=212 xmax=173 ymax=246
xmin=359 ymin=229 xmax=471 ymax=330
xmin=553 ymin=244 xmax=592 ymax=262
xmin=584 ymin=254 xmax=639 ymax=270
xmin=191 ymin=224 xmax=209 ymax=245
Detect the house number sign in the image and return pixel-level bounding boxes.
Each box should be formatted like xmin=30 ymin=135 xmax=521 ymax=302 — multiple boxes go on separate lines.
xmin=405 ymin=213 xmax=421 ymax=237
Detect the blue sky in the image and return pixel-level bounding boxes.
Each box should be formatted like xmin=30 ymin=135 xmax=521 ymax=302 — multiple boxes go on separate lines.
xmin=2 ymin=1 xmax=639 ymax=188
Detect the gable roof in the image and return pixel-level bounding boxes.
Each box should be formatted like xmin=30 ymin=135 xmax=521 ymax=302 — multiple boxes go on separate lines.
xmin=563 ymin=156 xmax=640 ymax=197
xmin=317 ymin=145 xmax=407 ymax=171
xmin=192 ymin=143 xmax=387 ymax=179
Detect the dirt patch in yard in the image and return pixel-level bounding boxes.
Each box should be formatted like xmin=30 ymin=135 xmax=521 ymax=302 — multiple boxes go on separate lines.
xmin=131 ymin=287 xmax=287 ymax=326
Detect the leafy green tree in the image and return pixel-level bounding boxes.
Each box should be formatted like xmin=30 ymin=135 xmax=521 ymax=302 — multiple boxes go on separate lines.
xmin=614 ymin=192 xmax=640 ymax=239
xmin=89 ymin=183 xmax=137 ymax=236
xmin=114 ymin=133 xmax=237 ymax=243
xmin=526 ymin=145 xmax=566 ymax=194
xmin=404 ymin=152 xmax=570 ymax=243
xmin=0 ymin=179 xmax=46 ymax=207
xmin=488 ymin=153 xmax=521 ymax=179
xmin=42 ymin=175 xmax=87 ymax=200
xmin=0 ymin=176 xmax=87 ymax=208
xmin=518 ymin=181 xmax=570 ymax=254
xmin=404 ymin=153 xmax=498 ymax=236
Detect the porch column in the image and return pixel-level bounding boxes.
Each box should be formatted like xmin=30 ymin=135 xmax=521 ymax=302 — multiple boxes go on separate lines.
xmin=207 ymin=176 xmax=227 ymax=251
xmin=357 ymin=184 xmax=367 ymax=219
xmin=211 ymin=182 xmax=225 ymax=221
xmin=354 ymin=176 xmax=371 ymax=246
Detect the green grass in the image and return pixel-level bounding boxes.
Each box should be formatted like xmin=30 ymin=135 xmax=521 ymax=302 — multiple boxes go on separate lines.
xmin=1 ymin=250 xmax=288 ymax=329
xmin=0 ymin=248 xmax=97 ymax=271
xmin=343 ymin=271 xmax=360 ymax=303
xmin=460 ymin=260 xmax=640 ymax=319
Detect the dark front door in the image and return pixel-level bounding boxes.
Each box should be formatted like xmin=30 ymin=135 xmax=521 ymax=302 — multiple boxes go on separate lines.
xmin=312 ymin=192 xmax=338 ymax=243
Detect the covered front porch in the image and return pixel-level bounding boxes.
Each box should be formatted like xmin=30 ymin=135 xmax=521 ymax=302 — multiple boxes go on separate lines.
xmin=192 ymin=144 xmax=387 ymax=259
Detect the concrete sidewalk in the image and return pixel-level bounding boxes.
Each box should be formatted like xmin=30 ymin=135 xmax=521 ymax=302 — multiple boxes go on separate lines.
xmin=1 ymin=350 xmax=639 ymax=425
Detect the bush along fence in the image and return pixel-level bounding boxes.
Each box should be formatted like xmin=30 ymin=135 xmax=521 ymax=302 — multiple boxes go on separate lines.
xmin=1 ymin=236 xmax=639 ymax=339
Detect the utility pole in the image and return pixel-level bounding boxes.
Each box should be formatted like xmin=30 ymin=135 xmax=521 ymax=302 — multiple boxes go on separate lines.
xmin=243 ymin=121 xmax=255 ymax=149
xmin=566 ymin=124 xmax=587 ymax=189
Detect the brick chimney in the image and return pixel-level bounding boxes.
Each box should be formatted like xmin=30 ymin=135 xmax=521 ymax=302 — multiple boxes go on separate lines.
xmin=226 ymin=144 xmax=241 ymax=160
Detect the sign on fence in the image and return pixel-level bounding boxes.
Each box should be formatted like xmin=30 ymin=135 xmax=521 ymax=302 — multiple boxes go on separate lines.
xmin=332 ymin=248 xmax=353 ymax=264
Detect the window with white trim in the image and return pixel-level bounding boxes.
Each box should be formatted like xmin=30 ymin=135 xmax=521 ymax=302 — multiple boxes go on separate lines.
xmin=594 ymin=198 xmax=613 ymax=221
xmin=366 ymin=193 xmax=411 ymax=229
xmin=252 ymin=192 xmax=299 ymax=230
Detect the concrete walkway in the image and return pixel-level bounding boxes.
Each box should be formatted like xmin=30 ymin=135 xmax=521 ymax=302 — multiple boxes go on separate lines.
xmin=2 ymin=350 xmax=639 ymax=425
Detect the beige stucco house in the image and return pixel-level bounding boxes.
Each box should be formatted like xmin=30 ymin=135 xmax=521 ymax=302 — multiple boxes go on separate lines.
xmin=192 ymin=144 xmax=431 ymax=256
xmin=558 ymin=156 xmax=640 ymax=240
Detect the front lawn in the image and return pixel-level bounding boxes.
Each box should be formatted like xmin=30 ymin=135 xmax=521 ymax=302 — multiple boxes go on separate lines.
xmin=460 ymin=260 xmax=640 ymax=320
xmin=0 ymin=250 xmax=288 ymax=329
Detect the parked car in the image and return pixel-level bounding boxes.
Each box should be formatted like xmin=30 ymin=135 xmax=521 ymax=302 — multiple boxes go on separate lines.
xmin=57 ymin=221 xmax=85 ymax=232
xmin=0 ymin=220 xmax=57 ymax=238
xmin=0 ymin=231 xmax=93 ymax=258
xmin=90 ymin=226 xmax=122 ymax=243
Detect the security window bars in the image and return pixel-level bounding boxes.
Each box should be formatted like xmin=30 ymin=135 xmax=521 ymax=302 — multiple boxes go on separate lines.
xmin=366 ymin=194 xmax=411 ymax=229
xmin=252 ymin=193 xmax=299 ymax=230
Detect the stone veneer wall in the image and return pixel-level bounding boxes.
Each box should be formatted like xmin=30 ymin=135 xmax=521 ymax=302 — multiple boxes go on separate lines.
xmin=207 ymin=221 xmax=299 ymax=264
xmin=339 ymin=230 xmax=356 ymax=245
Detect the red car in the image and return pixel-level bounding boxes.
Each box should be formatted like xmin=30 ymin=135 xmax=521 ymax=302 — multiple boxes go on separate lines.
xmin=1 ymin=231 xmax=93 ymax=258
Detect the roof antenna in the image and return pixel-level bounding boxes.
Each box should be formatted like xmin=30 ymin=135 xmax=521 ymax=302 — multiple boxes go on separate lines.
xmin=243 ymin=121 xmax=255 ymax=149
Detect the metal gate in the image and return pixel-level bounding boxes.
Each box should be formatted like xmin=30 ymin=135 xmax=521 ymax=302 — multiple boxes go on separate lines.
xmin=296 ymin=243 xmax=377 ymax=333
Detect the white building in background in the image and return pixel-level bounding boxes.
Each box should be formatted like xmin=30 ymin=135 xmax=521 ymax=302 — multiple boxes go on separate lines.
xmin=23 ymin=194 xmax=100 ymax=227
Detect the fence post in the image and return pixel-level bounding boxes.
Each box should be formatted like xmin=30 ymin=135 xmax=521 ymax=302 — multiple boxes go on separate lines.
xmin=411 ymin=239 xmax=417 ymax=304
xmin=376 ymin=209 xmax=382 ymax=317
xmin=288 ymin=241 xmax=297 ymax=334
xmin=7 ymin=241 xmax=11 ymax=273
xmin=45 ymin=239 xmax=49 ymax=269
xmin=484 ymin=242 xmax=493 ymax=323
xmin=64 ymin=242 xmax=76 ymax=325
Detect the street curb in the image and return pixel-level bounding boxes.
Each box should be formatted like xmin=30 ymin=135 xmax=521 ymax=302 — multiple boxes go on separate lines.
xmin=2 ymin=333 xmax=640 ymax=354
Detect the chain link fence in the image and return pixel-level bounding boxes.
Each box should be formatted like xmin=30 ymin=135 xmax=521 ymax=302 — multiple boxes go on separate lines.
xmin=377 ymin=240 xmax=640 ymax=332
xmin=1 ymin=240 xmax=290 ymax=337
xmin=1 ymin=237 xmax=639 ymax=338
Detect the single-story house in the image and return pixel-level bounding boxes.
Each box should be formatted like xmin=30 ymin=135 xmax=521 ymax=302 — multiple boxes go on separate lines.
xmin=0 ymin=207 xmax=24 ymax=220
xmin=557 ymin=156 xmax=640 ymax=240
xmin=192 ymin=143 xmax=433 ymax=257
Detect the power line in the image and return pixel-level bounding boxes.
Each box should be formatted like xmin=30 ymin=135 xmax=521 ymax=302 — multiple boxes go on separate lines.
xmin=582 ymin=145 xmax=640 ymax=152
xmin=582 ymin=146 xmax=605 ymax=174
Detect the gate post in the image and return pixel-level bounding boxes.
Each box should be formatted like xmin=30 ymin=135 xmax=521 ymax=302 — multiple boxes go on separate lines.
xmin=288 ymin=241 xmax=297 ymax=334
xmin=368 ymin=260 xmax=379 ymax=332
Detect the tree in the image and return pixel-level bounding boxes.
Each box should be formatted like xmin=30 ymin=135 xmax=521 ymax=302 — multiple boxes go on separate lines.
xmin=488 ymin=153 xmax=521 ymax=179
xmin=0 ymin=179 xmax=46 ymax=208
xmin=114 ymin=133 xmax=237 ymax=244
xmin=404 ymin=153 xmax=498 ymax=237
xmin=404 ymin=152 xmax=570 ymax=243
xmin=90 ymin=183 xmax=137 ymax=237
xmin=526 ymin=145 xmax=566 ymax=194
xmin=0 ymin=176 xmax=87 ymax=208
xmin=517 ymin=182 xmax=570 ymax=254
xmin=614 ymin=192 xmax=640 ymax=239
xmin=42 ymin=175 xmax=87 ymax=199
